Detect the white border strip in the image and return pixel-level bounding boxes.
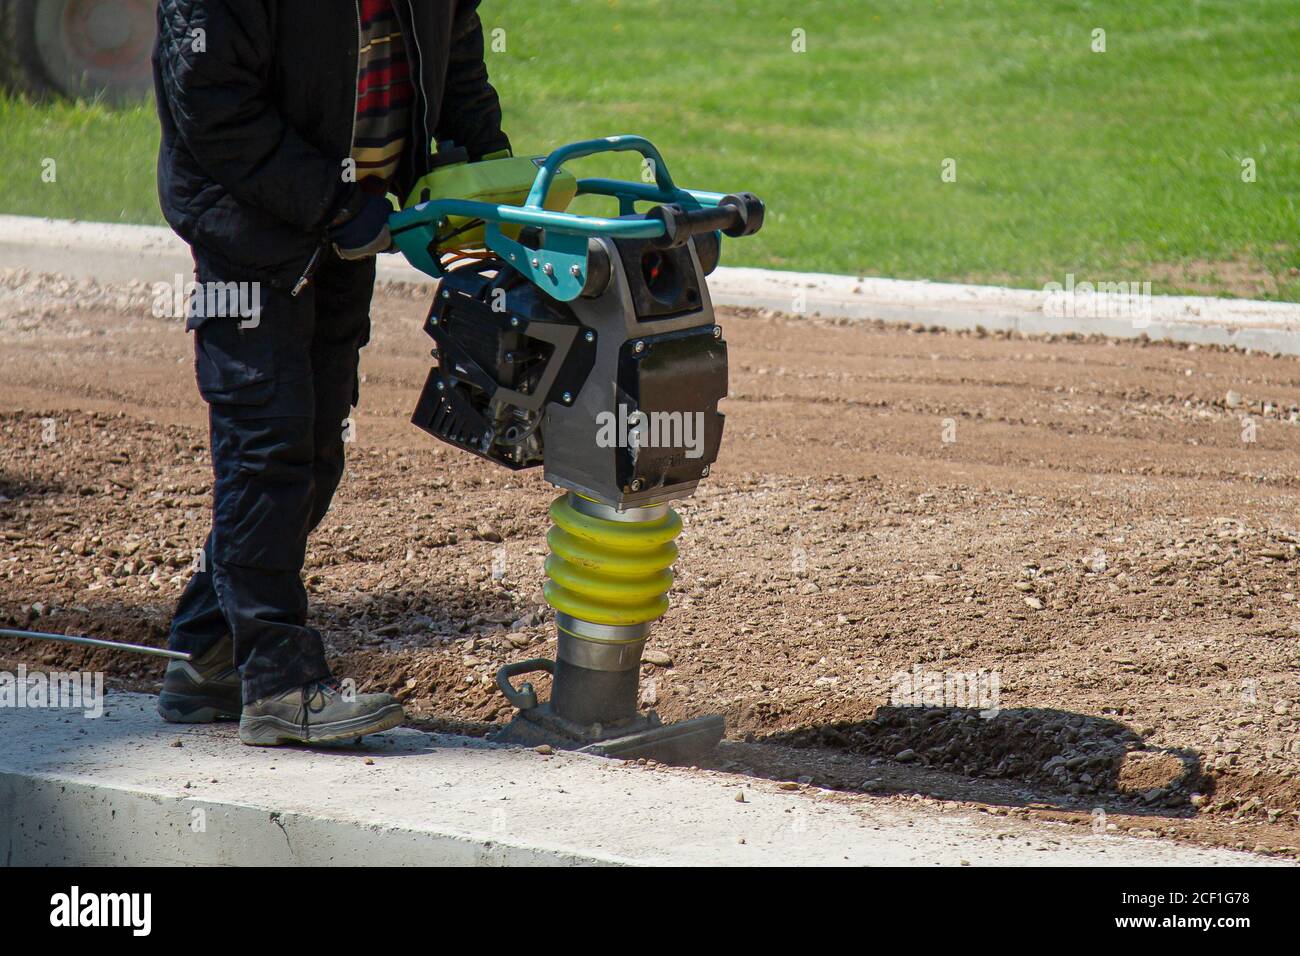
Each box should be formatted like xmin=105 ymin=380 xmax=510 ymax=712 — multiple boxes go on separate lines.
xmin=4 ymin=215 xmax=1298 ymax=353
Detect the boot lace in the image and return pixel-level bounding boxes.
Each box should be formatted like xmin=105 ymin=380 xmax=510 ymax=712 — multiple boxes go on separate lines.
xmin=301 ymin=678 xmax=343 ymax=737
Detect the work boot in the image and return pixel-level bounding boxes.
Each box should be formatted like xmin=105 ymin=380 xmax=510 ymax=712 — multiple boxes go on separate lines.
xmin=157 ymin=635 xmax=242 ymax=723
xmin=238 ymin=678 xmax=405 ymax=746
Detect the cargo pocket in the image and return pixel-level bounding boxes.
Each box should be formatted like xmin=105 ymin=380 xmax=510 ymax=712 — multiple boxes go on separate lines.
xmin=189 ymin=309 xmax=277 ymax=407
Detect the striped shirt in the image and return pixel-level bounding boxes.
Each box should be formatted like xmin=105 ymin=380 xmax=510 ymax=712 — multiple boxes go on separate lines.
xmin=351 ymin=0 xmax=414 ymax=187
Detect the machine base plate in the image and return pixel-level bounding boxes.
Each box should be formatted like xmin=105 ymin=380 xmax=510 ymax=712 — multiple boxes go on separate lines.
xmin=493 ymin=707 xmax=724 ymax=764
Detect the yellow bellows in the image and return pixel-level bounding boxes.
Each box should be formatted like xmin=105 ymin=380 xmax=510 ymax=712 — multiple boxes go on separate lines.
xmin=543 ymin=495 xmax=682 ymax=627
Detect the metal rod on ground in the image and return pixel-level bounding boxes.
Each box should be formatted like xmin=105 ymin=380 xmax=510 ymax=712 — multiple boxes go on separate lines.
xmin=0 ymin=628 xmax=192 ymax=661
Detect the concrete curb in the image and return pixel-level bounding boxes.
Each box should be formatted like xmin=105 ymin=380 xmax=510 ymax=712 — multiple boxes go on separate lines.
xmin=705 ymin=267 xmax=1300 ymax=355
xmin=3 ymin=215 xmax=1298 ymax=354
xmin=0 ymin=693 xmax=1288 ymax=866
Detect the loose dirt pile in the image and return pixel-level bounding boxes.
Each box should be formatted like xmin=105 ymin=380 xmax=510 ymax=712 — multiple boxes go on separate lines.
xmin=2 ymin=269 xmax=1298 ymax=857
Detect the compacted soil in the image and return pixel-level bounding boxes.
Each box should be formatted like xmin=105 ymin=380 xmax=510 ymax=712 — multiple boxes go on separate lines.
xmin=2 ymin=268 xmax=1298 ymax=859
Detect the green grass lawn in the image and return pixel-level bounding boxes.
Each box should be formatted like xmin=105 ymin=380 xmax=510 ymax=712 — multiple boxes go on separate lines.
xmin=2 ymin=0 xmax=1297 ymax=299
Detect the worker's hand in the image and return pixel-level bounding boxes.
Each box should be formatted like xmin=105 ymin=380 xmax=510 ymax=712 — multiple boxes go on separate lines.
xmin=329 ymin=192 xmax=394 ymax=260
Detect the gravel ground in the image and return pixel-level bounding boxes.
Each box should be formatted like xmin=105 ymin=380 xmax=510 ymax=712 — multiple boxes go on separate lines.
xmin=2 ymin=267 xmax=1299 ymax=859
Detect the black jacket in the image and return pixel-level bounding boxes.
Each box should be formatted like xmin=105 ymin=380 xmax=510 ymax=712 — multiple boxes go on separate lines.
xmin=154 ymin=0 xmax=510 ymax=287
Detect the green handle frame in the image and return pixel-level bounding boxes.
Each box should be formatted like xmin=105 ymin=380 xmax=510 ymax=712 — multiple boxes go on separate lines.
xmin=389 ymin=134 xmax=726 ymax=300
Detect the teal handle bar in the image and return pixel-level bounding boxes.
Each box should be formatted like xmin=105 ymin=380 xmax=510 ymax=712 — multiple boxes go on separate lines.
xmin=388 ymin=134 xmax=730 ymax=298
xmin=390 ymin=135 xmax=721 ymax=240
xmin=525 ymin=135 xmax=676 ymax=207
xmin=392 ymin=197 xmax=667 ymax=240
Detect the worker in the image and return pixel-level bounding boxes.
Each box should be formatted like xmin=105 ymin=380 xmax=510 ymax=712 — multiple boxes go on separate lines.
xmin=151 ymin=0 xmax=511 ymax=744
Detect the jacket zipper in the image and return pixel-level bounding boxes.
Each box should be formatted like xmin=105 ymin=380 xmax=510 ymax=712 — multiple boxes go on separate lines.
xmin=292 ymin=1 xmax=364 ymax=298
xmin=406 ymin=0 xmax=431 ymax=173
xmin=291 ymin=244 xmax=325 ymax=297
xmin=349 ymin=1 xmax=362 ymax=174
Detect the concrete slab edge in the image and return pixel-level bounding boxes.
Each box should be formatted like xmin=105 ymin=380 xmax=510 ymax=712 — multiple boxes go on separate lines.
xmin=0 ymin=772 xmax=626 ymax=867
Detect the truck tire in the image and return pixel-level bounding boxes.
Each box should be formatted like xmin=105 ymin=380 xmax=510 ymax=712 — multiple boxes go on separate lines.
xmin=0 ymin=0 xmax=153 ymax=102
